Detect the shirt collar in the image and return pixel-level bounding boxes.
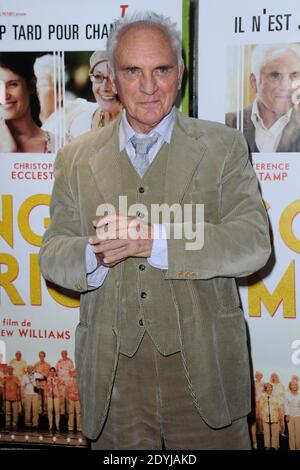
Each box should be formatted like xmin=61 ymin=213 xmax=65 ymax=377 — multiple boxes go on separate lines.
xmin=119 ymin=106 xmax=176 ymax=151
xmin=251 ymin=99 xmax=293 ymax=132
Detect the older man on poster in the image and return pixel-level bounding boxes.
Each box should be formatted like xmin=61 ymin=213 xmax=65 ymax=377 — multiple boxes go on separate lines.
xmin=226 ymin=43 xmax=300 ymax=153
xmin=39 ymin=12 xmax=271 ymax=449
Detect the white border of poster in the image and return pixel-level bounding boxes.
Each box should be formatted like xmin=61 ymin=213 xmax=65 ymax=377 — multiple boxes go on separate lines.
xmin=0 ymin=0 xmax=183 ymax=440
xmin=198 ymin=0 xmax=300 ymax=449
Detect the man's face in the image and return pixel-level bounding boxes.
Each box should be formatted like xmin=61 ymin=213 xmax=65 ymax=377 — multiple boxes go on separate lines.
xmin=251 ymin=50 xmax=300 ymax=117
xmin=111 ymin=25 xmax=184 ymax=133
xmin=255 ymin=372 xmax=263 ymax=382
xmin=15 ymin=351 xmax=21 ymax=361
xmin=39 ymin=352 xmax=45 ymax=362
xmin=270 ymin=373 xmax=279 ymax=384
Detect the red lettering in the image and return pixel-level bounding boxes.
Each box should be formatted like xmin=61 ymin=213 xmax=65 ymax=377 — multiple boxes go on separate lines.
xmin=120 ymin=4 xmax=128 ymax=17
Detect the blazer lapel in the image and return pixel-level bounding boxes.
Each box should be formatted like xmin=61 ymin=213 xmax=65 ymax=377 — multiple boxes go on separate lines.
xmin=164 ymin=110 xmax=207 ymax=206
xmin=88 ymin=110 xmax=208 ymax=209
xmin=88 ymin=117 xmax=123 ymax=208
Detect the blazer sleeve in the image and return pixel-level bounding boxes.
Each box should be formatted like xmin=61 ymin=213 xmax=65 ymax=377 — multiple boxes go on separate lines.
xmin=39 ymin=148 xmax=89 ymax=293
xmin=165 ymin=131 xmax=271 ymax=280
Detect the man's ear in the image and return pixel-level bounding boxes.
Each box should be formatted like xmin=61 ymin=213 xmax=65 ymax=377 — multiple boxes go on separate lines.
xmin=108 ymin=66 xmax=117 ymax=95
xmin=177 ymin=63 xmax=185 ymax=91
xmin=250 ymin=73 xmax=258 ymax=92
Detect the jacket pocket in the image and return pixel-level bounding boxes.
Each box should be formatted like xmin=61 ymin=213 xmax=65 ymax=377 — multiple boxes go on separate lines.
xmin=217 ymin=306 xmax=244 ymax=318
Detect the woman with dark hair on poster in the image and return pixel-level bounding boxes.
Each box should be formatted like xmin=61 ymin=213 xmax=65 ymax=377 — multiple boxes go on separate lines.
xmin=0 ymin=52 xmax=55 ymax=153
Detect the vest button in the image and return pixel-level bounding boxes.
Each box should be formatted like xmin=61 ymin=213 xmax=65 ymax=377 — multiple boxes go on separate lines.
xmin=140 ymin=292 xmax=147 ymax=299
xmin=138 ymin=187 xmax=145 ymax=194
xmin=139 ymin=319 xmax=144 ymax=326
xmin=139 ymin=264 xmax=146 ymax=271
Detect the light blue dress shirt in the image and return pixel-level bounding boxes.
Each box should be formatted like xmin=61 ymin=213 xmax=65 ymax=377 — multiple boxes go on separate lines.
xmin=86 ymin=108 xmax=175 ymax=287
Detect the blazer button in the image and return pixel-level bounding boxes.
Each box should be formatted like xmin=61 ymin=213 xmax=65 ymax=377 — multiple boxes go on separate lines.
xmin=139 ymin=264 xmax=146 ymax=271
xmin=138 ymin=187 xmax=145 ymax=194
xmin=139 ymin=319 xmax=144 ymax=326
xmin=140 ymin=292 xmax=147 ymax=299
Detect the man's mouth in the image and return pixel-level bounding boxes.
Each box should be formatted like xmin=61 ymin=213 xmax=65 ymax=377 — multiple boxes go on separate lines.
xmin=139 ymin=100 xmax=160 ymax=106
xmin=275 ymin=93 xmax=291 ymax=99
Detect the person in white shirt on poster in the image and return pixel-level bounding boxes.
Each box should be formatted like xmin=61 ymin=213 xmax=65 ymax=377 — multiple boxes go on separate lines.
xmin=21 ymin=366 xmax=44 ymax=428
xmin=226 ymin=43 xmax=300 ymax=153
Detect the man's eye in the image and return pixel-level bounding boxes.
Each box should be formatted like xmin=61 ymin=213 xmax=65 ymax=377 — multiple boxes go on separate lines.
xmin=157 ymin=67 xmax=169 ymax=73
xmin=8 ymin=81 xmax=19 ymax=87
xmin=127 ymin=67 xmax=139 ymax=75
xmin=269 ymin=72 xmax=281 ymax=80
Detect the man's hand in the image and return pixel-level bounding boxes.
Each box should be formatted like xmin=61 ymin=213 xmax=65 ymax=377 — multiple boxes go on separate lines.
xmin=88 ymin=214 xmax=154 ymax=268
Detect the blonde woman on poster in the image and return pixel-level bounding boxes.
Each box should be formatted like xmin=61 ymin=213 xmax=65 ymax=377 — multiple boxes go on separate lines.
xmin=0 ymin=53 xmax=56 ymax=153
xmin=69 ymin=51 xmax=122 ymax=138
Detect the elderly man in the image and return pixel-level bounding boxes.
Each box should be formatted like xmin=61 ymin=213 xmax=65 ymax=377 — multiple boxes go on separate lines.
xmin=4 ymin=366 xmax=21 ymax=430
xmin=226 ymin=44 xmax=300 ymax=152
xmin=9 ymin=351 xmax=27 ymax=382
xmin=39 ymin=13 xmax=271 ymax=449
xmin=21 ymin=365 xmax=44 ymax=428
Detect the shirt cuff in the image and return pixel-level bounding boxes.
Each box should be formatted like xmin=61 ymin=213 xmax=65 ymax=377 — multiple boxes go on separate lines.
xmin=86 ymin=244 xmax=109 ymax=287
xmin=147 ymin=224 xmax=168 ymax=270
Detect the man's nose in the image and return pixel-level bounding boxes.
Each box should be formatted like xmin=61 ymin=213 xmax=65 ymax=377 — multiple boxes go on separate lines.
xmin=140 ymin=72 xmax=158 ymax=94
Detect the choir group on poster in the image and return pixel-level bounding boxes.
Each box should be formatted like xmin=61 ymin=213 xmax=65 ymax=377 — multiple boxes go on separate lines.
xmin=0 ymin=349 xmax=81 ymax=435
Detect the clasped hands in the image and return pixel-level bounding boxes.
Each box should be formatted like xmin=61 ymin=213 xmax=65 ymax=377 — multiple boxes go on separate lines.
xmin=88 ymin=213 xmax=154 ymax=268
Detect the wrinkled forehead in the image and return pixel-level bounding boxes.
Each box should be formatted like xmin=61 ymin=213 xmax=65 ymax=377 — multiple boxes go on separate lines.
xmin=262 ymin=51 xmax=300 ymax=72
xmin=115 ymin=24 xmax=176 ymax=60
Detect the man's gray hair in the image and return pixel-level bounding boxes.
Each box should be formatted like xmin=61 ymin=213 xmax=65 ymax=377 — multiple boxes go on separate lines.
xmin=251 ymin=43 xmax=300 ymax=80
xmin=106 ymin=11 xmax=183 ymax=77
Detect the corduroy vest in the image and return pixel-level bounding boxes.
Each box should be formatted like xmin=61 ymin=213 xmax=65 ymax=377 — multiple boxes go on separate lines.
xmin=118 ymin=142 xmax=181 ymax=357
